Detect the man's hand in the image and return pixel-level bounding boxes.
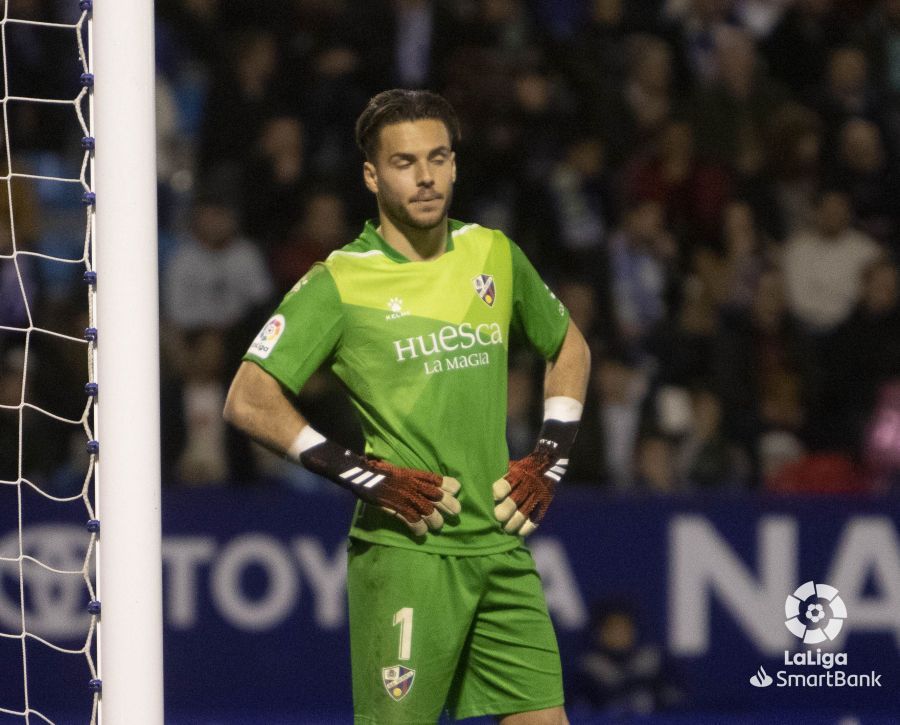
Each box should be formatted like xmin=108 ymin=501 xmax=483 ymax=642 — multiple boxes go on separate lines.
xmin=301 ymin=440 xmax=461 ymax=536
xmin=492 ymin=419 xmax=577 ymax=536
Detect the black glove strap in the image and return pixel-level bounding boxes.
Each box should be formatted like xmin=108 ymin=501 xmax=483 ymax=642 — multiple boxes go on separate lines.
xmin=537 ymin=419 xmax=579 ymax=459
xmin=299 ymin=439 xmax=367 ymax=488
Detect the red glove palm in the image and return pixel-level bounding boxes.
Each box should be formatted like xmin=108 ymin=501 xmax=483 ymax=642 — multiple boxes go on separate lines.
xmin=493 ymin=420 xmax=576 ymax=536
xmin=301 ymin=441 xmax=460 ymax=536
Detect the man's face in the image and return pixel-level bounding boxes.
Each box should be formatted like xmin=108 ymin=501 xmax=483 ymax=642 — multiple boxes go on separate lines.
xmin=364 ymin=119 xmax=456 ymax=231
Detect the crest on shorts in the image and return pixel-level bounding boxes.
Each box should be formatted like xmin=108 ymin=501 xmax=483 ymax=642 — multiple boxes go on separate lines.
xmin=382 ymin=665 xmax=416 ymax=701
xmin=473 ymin=274 xmax=496 ymax=307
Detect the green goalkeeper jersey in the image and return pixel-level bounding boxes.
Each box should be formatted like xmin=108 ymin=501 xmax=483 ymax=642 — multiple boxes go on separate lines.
xmin=244 ymin=219 xmax=570 ymax=555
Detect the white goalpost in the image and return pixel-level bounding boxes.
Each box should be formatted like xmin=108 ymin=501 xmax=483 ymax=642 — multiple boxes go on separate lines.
xmin=93 ymin=0 xmax=164 ymax=722
xmin=0 ymin=0 xmax=163 ymax=721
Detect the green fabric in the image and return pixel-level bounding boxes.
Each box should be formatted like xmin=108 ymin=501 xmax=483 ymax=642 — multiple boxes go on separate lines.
xmin=244 ymin=219 xmax=570 ymax=555
xmin=347 ymin=541 xmax=564 ymax=722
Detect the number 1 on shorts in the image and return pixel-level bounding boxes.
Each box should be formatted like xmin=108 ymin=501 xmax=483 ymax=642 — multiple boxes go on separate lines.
xmin=393 ymin=607 xmax=413 ymax=661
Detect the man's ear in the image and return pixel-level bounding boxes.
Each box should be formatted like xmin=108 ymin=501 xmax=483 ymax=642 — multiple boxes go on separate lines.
xmin=451 ymin=151 xmax=457 ymax=183
xmin=363 ymin=161 xmax=378 ymax=194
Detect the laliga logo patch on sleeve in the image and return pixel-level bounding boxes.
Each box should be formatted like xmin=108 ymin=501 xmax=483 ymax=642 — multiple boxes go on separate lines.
xmin=247 ymin=314 xmax=285 ymax=359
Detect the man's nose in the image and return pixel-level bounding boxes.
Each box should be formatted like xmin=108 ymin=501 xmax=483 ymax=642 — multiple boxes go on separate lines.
xmin=416 ymin=162 xmax=434 ymax=186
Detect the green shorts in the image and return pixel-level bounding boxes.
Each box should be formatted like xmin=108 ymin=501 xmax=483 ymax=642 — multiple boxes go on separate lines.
xmin=347 ymin=540 xmax=564 ymax=724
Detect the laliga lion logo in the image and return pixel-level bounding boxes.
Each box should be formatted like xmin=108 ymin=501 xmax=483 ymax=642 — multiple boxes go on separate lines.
xmin=784 ymin=580 xmax=847 ymax=644
xmin=0 ymin=525 xmax=92 ymax=640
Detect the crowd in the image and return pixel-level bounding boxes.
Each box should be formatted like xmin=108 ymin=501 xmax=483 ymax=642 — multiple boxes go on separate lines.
xmin=3 ymin=0 xmax=900 ymax=495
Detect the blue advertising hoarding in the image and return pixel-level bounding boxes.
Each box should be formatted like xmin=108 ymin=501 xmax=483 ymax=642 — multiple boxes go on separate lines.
xmin=0 ymin=486 xmax=898 ymax=722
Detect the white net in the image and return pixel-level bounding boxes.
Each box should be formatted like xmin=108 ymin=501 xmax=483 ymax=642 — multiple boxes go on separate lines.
xmin=0 ymin=1 xmax=98 ymax=722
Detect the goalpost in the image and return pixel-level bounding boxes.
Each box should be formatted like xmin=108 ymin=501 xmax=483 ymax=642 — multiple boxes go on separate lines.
xmin=0 ymin=0 xmax=162 ymax=721
xmin=93 ymin=0 xmax=164 ymax=722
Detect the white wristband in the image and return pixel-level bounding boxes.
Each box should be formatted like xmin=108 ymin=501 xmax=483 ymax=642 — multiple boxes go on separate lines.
xmin=543 ymin=396 xmax=583 ymax=423
xmin=286 ymin=424 xmax=327 ymax=461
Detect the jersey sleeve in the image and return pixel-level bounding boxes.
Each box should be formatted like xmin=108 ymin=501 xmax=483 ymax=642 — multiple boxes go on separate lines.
xmin=509 ymin=239 xmax=570 ymax=359
xmin=242 ymin=264 xmax=343 ymax=394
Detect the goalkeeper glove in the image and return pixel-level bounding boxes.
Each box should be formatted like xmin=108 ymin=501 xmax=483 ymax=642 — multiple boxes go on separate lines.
xmin=291 ymin=426 xmax=461 ymax=536
xmin=493 ymin=397 xmax=581 ymax=536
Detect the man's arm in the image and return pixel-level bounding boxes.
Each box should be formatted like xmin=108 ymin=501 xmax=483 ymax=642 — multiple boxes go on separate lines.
xmin=493 ymin=320 xmax=591 ymax=536
xmin=223 ymin=360 xmax=461 ymax=535
xmin=543 ymin=320 xmax=591 ymax=405
xmin=223 ymin=361 xmax=306 ymax=456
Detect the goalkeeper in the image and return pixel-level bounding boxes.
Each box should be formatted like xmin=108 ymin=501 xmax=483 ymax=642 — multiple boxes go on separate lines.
xmin=224 ymin=89 xmax=590 ymax=724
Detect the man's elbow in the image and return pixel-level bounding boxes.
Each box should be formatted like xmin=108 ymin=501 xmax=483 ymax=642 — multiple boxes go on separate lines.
xmin=569 ymin=321 xmax=591 ymax=371
xmin=222 ymin=384 xmax=251 ymax=431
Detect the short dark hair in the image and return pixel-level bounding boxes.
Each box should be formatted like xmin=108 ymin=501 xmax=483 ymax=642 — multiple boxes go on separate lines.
xmin=355 ymin=89 xmax=461 ymax=161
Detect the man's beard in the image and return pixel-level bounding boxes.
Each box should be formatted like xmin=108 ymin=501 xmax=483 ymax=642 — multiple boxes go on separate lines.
xmin=379 ymin=186 xmax=453 ymax=231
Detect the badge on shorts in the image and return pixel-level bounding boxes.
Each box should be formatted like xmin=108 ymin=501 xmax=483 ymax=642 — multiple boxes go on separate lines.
xmin=382 ymin=665 xmax=415 ymax=701
xmin=473 ymin=274 xmax=496 ymax=307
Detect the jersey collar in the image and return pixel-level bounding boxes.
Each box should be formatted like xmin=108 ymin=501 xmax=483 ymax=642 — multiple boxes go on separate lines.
xmin=359 ymin=219 xmax=458 ymax=263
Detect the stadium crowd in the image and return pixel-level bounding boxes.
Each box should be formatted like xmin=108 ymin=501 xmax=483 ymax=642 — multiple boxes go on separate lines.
xmin=3 ymin=0 xmax=900 ymax=496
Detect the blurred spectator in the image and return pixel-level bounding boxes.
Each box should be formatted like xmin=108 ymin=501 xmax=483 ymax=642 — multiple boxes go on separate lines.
xmin=782 ymin=189 xmax=882 ymax=335
xmin=763 ymin=0 xmax=845 ymax=97
xmin=571 ymin=599 xmax=682 ymax=713
xmin=635 ymin=434 xmax=679 ymax=491
xmin=172 ymin=330 xmax=230 ymax=484
xmin=826 ymin=118 xmax=899 ymax=244
xmin=767 ymin=449 xmax=868 ymax=493
xmin=664 ymin=0 xmax=738 ymax=87
xmin=864 ymin=381 xmax=900 ymax=489
xmin=675 ymin=386 xmax=751 ymax=488
xmin=714 ymin=267 xmax=814 ymax=462
xmin=163 ymin=196 xmax=274 ymax=334
xmin=9 ymin=0 xmax=900 ymax=492
xmin=607 ymin=199 xmax=676 ymax=359
xmin=651 ymin=261 xmax=720 ymax=387
xmin=162 ymin=329 xmax=257 ymax=484
xmin=602 ymin=34 xmax=676 ymax=164
xmin=564 ymin=0 xmax=631 ymax=126
xmin=690 ymin=26 xmax=787 ymax=168
xmin=241 ymin=115 xmax=308 ymax=246
xmin=0 ymin=178 xmax=40 ymax=330
xmin=557 ymin=280 xmax=601 ymax=343
xmin=865 ymin=0 xmax=900 ymax=97
xmin=545 ymin=135 xmax=611 ymax=272
xmin=821 ymin=257 xmax=900 ymax=451
xmin=0 ymin=345 xmax=63 ymax=488
xmin=810 ymin=46 xmax=883 ymax=149
xmin=507 ymin=356 xmax=539 ymax=459
xmin=713 ymin=199 xmax=766 ymax=311
xmin=766 ymin=102 xmax=825 ymax=234
xmin=270 ymin=190 xmax=349 ymax=293
xmin=198 ymin=28 xmax=285 ymax=180
xmin=571 ymin=354 xmax=649 ymax=488
xmin=624 ymin=119 xmax=731 ymax=248
xmin=388 ymin=0 xmax=455 ymax=89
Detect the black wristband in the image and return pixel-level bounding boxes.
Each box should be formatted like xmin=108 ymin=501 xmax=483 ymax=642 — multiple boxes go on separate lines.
xmin=299 ymin=439 xmax=366 ymax=487
xmin=536 ymin=419 xmax=579 ymax=459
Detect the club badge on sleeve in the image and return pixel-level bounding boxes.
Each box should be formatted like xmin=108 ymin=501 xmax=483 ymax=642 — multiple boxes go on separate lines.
xmin=473 ymin=274 xmax=496 ymax=307
xmin=382 ymin=665 xmax=415 ymax=701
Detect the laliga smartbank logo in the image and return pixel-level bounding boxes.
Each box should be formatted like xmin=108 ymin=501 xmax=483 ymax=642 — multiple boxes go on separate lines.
xmin=784 ymin=580 xmax=846 ymax=643
xmin=749 ymin=581 xmax=882 ymax=689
